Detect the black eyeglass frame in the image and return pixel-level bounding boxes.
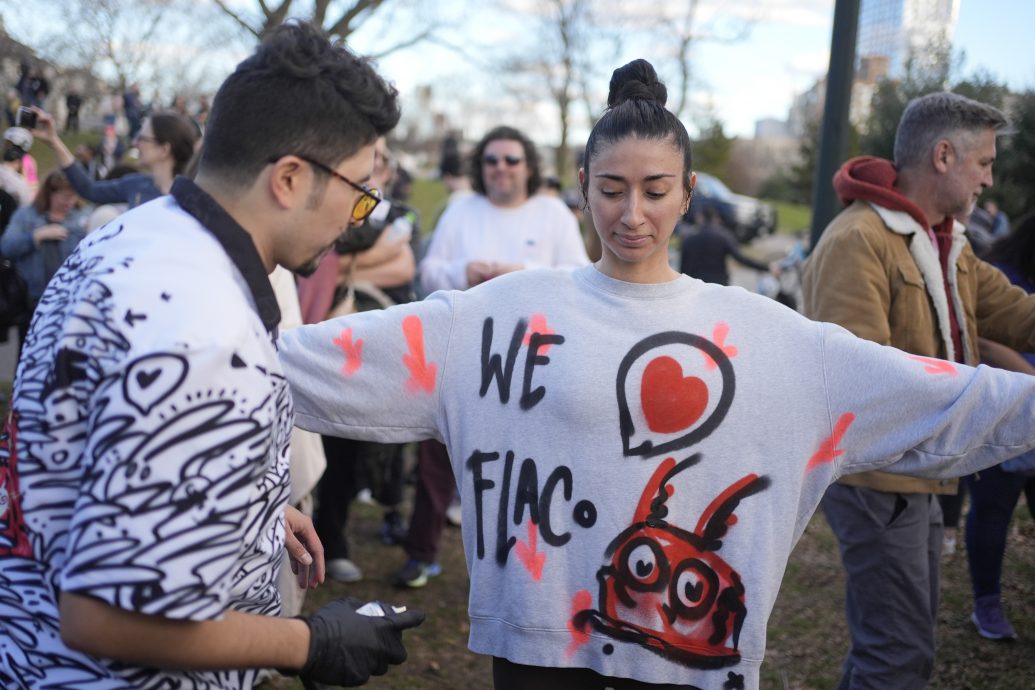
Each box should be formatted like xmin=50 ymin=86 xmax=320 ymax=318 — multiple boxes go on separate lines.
xmin=267 ymin=154 xmax=382 ymax=222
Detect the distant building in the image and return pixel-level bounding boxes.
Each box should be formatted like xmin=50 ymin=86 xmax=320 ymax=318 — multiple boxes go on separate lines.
xmin=786 ymin=0 xmax=958 ymax=137
xmin=754 ymin=118 xmax=792 ymax=140
xmin=857 ymin=0 xmax=960 ymax=78
xmin=726 ymin=136 xmax=801 ymax=197
xmin=788 ymin=80 xmax=825 ymax=138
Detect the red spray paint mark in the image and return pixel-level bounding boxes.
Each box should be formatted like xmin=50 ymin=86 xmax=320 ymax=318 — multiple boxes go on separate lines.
xmin=402 ymin=315 xmax=437 ymax=394
xmin=566 ymin=589 xmax=594 ymax=658
xmin=332 ymin=328 xmax=363 ymax=376
xmin=694 ymin=473 xmax=761 ymax=535
xmin=703 ymin=322 xmax=738 ymax=370
xmin=641 ymin=356 xmax=709 ymax=434
xmin=634 ymin=457 xmax=678 ymax=524
xmin=523 ymin=313 xmax=556 ymax=354
xmin=908 ymin=355 xmax=958 ymax=376
xmin=805 ymin=412 xmax=856 ymax=473
xmin=514 ymin=520 xmax=546 ymax=581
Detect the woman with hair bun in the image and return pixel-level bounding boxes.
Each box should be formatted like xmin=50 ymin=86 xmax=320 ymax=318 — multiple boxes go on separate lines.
xmin=280 ymin=59 xmax=1035 ymax=688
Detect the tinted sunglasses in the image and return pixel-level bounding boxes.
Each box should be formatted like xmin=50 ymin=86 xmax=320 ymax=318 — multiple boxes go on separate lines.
xmin=483 ymin=154 xmax=524 ymax=167
xmin=269 ymin=154 xmax=382 ymax=222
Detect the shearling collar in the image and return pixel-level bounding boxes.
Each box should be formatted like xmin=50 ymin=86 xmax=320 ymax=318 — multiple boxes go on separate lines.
xmin=869 ymin=202 xmax=972 ymax=363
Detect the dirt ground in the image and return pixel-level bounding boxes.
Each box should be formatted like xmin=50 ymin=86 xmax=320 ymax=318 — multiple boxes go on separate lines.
xmin=261 ymin=489 xmax=1035 ymax=690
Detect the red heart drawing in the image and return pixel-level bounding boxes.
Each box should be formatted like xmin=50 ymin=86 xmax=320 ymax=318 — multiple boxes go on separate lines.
xmin=641 ymin=356 xmax=709 ymax=434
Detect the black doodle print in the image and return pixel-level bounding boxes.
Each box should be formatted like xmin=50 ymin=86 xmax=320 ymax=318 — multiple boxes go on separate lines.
xmin=0 ymin=224 xmax=293 ymax=689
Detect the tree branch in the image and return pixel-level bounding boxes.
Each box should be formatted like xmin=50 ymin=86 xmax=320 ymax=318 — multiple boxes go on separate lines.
xmin=366 ymin=25 xmax=437 ymax=59
xmin=313 ymin=0 xmax=331 ymax=30
xmin=325 ymin=0 xmax=387 ymax=39
xmin=265 ymin=0 xmax=295 ymax=38
xmin=212 ymin=0 xmax=262 ymax=38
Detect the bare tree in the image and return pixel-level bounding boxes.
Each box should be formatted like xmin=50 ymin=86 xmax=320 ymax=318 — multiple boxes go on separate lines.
xmin=545 ymin=0 xmax=586 ymax=181
xmin=213 ymin=0 xmax=384 ymax=40
xmin=491 ymin=0 xmax=762 ymax=180
xmin=656 ymin=1 xmax=754 ymax=121
xmin=6 ymin=0 xmax=238 ymax=106
xmin=495 ymin=0 xmax=602 ymax=182
xmin=38 ymin=0 xmax=176 ymax=92
xmin=211 ymin=0 xmax=438 ymax=57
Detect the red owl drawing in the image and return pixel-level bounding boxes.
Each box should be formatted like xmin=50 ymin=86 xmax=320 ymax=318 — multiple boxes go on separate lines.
xmin=574 ymin=455 xmax=769 ymax=669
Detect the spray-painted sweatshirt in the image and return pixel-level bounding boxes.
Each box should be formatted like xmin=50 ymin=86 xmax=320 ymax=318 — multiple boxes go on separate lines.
xmin=278 ymin=265 xmax=1035 ymax=689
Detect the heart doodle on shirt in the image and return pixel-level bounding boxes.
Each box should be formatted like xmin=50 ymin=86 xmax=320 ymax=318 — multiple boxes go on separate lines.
xmin=123 ymin=354 xmax=189 ymax=415
xmin=136 ymin=369 xmax=161 ymax=389
xmin=641 ymin=356 xmax=709 ymax=434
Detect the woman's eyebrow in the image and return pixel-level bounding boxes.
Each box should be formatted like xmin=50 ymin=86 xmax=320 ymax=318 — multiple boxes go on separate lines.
xmin=594 ymin=172 xmax=676 ymax=181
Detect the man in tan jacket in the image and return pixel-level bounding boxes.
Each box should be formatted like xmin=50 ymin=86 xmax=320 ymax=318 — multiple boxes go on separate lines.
xmin=803 ymin=92 xmax=1035 ymax=689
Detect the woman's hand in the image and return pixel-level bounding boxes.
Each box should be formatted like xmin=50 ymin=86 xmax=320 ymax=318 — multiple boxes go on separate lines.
xmin=29 ymin=108 xmax=76 ymax=168
xmin=33 ymin=223 xmax=68 ymax=245
xmin=29 ymin=107 xmax=59 ymax=145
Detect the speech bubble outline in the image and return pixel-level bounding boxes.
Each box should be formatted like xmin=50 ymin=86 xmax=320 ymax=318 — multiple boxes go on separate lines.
xmin=616 ymin=332 xmax=735 ymax=458
xmin=122 ymin=353 xmax=189 ymax=416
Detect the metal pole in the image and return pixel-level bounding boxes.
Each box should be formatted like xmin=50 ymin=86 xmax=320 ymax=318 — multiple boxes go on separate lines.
xmin=809 ymin=0 xmax=861 ymax=250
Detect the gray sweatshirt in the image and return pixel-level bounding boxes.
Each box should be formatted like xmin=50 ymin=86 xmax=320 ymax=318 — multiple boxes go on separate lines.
xmin=279 ymin=265 xmax=1035 ymax=689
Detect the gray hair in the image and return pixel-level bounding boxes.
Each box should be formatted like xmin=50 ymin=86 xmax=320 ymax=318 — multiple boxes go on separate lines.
xmin=894 ymin=92 xmax=1009 ymax=170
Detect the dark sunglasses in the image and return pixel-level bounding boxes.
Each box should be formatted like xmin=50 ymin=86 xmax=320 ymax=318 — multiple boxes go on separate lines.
xmin=483 ymin=154 xmax=524 ymax=167
xmin=268 ymin=155 xmax=382 ymax=222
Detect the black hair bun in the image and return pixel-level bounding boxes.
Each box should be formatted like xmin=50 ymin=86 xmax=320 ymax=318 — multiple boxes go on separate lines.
xmin=607 ymin=59 xmax=667 ymax=108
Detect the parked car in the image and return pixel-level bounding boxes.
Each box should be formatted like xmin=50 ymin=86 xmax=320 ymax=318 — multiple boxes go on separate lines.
xmin=686 ymin=172 xmax=777 ymax=243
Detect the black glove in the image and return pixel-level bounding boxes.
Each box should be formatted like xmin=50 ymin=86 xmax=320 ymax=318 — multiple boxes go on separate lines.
xmin=299 ymin=597 xmax=425 ymax=688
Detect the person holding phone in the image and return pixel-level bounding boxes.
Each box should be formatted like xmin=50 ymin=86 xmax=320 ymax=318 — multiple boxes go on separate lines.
xmin=30 ymin=107 xmax=198 ymax=209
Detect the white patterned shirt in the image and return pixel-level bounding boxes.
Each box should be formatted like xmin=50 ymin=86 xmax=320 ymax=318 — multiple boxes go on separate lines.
xmin=0 ymin=180 xmax=292 ymax=689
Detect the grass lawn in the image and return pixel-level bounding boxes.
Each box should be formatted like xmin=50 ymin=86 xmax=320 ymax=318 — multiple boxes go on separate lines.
xmin=770 ymin=200 xmax=811 ymax=236
xmin=407 ymin=178 xmax=449 ymax=237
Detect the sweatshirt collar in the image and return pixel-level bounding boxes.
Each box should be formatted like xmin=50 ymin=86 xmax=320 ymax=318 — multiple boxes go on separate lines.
xmin=577 ymin=264 xmax=693 ymax=299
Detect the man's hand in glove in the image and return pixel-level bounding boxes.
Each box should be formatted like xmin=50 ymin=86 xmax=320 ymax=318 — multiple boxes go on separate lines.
xmin=299 ymin=597 xmax=425 ymax=687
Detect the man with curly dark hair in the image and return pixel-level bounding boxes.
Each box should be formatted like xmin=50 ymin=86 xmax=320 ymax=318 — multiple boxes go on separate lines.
xmin=0 ymin=21 xmax=422 ymax=689
xmin=419 ymin=125 xmax=588 ymax=291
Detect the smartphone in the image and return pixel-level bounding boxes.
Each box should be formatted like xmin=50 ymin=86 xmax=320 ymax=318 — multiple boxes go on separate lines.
xmin=15 ymin=107 xmax=36 ymax=130
xmin=356 ymin=601 xmax=408 ymax=617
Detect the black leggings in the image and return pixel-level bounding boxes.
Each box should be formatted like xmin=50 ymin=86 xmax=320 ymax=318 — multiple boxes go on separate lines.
xmin=492 ymin=658 xmax=696 ymax=690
